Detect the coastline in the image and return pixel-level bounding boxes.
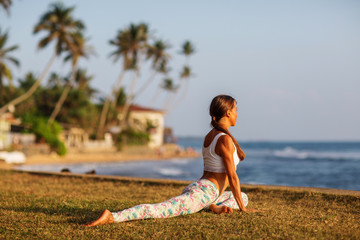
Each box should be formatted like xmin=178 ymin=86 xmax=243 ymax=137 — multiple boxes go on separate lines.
xmin=7 ymin=169 xmax=360 ymax=197
xmin=1 ymin=144 xmax=359 ymax=196
xmin=0 ymin=145 xmax=200 ymax=168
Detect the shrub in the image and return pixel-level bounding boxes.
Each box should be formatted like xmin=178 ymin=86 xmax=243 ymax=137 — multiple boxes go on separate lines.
xmin=22 ymin=114 xmax=67 ymax=156
xmin=115 ymin=128 xmax=150 ymax=148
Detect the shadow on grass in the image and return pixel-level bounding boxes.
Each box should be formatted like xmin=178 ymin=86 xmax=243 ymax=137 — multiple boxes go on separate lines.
xmin=0 ymin=205 xmax=106 ymax=225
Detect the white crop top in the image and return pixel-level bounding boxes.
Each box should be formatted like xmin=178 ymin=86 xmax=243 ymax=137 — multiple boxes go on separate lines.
xmin=202 ymin=133 xmax=240 ymax=173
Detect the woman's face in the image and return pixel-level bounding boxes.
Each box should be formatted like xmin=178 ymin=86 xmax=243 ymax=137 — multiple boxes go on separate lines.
xmin=229 ymin=103 xmax=238 ymax=126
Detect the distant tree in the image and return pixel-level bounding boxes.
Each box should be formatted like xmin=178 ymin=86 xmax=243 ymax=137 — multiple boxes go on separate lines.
xmin=0 ymin=28 xmax=20 ymax=93
xmin=118 ymin=23 xmax=149 ymax=129
xmin=181 ymin=40 xmax=195 ymax=65
xmin=28 ymin=71 xmax=98 ymax=131
xmin=161 ymin=78 xmax=179 ymax=110
xmin=134 ymin=39 xmax=171 ymax=98
xmin=172 ymin=41 xmax=195 ymax=108
xmin=0 ymin=2 xmax=84 ymax=116
xmin=48 ymin=31 xmax=93 ymax=125
xmin=73 ymin=68 xmax=97 ymax=98
xmin=97 ymin=22 xmax=148 ymax=139
xmin=149 ymin=59 xmax=172 ymax=106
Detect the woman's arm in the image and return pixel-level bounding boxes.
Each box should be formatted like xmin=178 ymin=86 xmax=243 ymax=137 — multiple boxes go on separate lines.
xmin=216 ymin=135 xmax=257 ymax=212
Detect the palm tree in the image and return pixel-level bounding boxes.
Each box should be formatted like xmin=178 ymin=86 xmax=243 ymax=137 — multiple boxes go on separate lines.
xmin=181 ymin=40 xmax=195 ymax=65
xmin=161 ymin=78 xmax=179 ymax=110
xmin=48 ymin=32 xmax=92 ymax=125
xmin=0 ymin=2 xmax=85 ymax=116
xmin=0 ymin=0 xmax=12 ymax=15
xmin=118 ymin=23 xmax=150 ymax=129
xmin=0 ymin=28 xmax=20 ymax=92
xmin=96 ymin=23 xmax=149 ymax=139
xmin=134 ymin=39 xmax=171 ymax=98
xmin=46 ymin=72 xmax=64 ymax=89
xmin=96 ymin=28 xmax=131 ymax=139
xmin=149 ymin=59 xmax=171 ymax=106
xmin=74 ymin=68 xmax=96 ymax=97
xmin=171 ymin=41 xmax=195 ymax=108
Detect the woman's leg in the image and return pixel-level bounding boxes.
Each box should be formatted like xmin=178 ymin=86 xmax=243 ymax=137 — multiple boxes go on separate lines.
xmin=212 ymin=191 xmax=248 ymax=209
xmin=111 ymin=179 xmax=219 ymax=223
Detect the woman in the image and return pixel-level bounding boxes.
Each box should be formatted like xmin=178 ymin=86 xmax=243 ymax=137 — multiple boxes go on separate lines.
xmin=85 ymin=95 xmax=258 ymax=226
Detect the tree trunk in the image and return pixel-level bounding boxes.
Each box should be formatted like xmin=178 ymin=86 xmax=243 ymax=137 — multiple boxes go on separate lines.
xmin=164 ymin=91 xmax=178 ymax=112
xmin=96 ymin=70 xmax=125 ymax=140
xmin=133 ymin=70 xmax=157 ymax=99
xmin=149 ymin=85 xmax=162 ymax=107
xmin=0 ymin=53 xmax=57 ymax=116
xmin=118 ymin=54 xmax=144 ymax=129
xmin=110 ymin=70 xmax=126 ymax=109
xmin=96 ymin=96 xmax=111 ymax=139
xmin=48 ymin=62 xmax=78 ymax=125
xmin=118 ymin=71 xmax=137 ymax=129
xmin=173 ymin=79 xmax=189 ymax=108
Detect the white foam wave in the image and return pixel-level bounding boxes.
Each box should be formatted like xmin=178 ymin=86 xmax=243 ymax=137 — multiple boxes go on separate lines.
xmin=272 ymin=147 xmax=360 ymax=160
xmin=274 ymin=147 xmax=308 ymax=159
xmin=157 ymin=168 xmax=184 ymax=176
xmin=169 ymin=158 xmax=191 ymax=165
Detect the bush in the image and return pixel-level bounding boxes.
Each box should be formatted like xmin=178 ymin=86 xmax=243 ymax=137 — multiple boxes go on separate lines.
xmin=22 ymin=114 xmax=67 ymax=156
xmin=115 ymin=128 xmax=150 ymax=148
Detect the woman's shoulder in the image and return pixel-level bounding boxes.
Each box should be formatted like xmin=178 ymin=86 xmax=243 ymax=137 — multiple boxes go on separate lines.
xmin=204 ymin=130 xmax=229 ymax=147
xmin=214 ymin=133 xmax=235 ymax=157
xmin=217 ymin=134 xmax=233 ymax=146
xmin=204 ymin=129 xmax=224 ymax=147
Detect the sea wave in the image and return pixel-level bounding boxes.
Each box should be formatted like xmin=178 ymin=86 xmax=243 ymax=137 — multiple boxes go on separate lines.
xmin=272 ymin=147 xmax=360 ymax=161
xmin=157 ymin=168 xmax=184 ymax=176
xmin=244 ymin=147 xmax=360 ymax=161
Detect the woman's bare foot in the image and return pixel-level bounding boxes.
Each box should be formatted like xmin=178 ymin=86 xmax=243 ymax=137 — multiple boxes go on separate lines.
xmin=84 ymin=209 xmax=114 ymax=227
xmin=209 ymin=204 xmax=233 ymax=214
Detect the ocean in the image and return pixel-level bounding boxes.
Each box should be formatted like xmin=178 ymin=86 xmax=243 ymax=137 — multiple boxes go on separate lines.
xmin=17 ymin=138 xmax=360 ymax=191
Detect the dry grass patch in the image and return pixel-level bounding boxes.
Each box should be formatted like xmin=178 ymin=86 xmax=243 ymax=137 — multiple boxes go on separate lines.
xmin=0 ymin=170 xmax=359 ymax=239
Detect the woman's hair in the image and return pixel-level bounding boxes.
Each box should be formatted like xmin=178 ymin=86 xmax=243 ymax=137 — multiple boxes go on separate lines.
xmin=209 ymin=95 xmax=245 ymax=160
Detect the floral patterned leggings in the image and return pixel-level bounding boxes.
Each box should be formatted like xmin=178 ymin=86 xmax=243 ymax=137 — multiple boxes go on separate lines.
xmin=111 ymin=179 xmax=248 ymax=222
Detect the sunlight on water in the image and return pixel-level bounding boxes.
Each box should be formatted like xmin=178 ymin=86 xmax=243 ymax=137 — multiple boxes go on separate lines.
xmin=16 ymin=139 xmax=360 ymax=191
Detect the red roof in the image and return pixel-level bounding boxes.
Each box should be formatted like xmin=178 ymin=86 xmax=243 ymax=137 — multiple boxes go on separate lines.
xmin=129 ymin=104 xmax=165 ymax=113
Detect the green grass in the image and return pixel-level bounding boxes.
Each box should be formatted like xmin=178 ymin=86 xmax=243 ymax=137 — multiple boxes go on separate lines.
xmin=0 ymin=170 xmax=359 ymax=239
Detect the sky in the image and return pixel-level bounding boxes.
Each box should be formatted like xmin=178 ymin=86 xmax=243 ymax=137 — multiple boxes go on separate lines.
xmin=1 ymin=0 xmax=360 ymax=141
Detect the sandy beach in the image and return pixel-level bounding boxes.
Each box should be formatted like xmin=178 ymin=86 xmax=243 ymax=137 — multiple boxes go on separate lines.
xmin=0 ymin=143 xmax=200 ymax=169
xmin=1 ymin=144 xmax=359 ymax=197
xmin=26 ymin=151 xmax=200 ymax=165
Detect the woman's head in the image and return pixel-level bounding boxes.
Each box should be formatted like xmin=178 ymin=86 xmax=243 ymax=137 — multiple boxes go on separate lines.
xmin=209 ymin=95 xmax=245 ymax=160
xmin=209 ymin=95 xmax=237 ymax=122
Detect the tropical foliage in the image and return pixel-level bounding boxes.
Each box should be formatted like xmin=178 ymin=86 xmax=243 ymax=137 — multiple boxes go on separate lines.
xmin=0 ymin=28 xmax=19 ymax=91
xmin=0 ymin=1 xmax=196 ymax=153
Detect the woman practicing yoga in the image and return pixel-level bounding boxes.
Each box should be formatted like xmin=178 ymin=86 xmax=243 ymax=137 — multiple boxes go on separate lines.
xmin=85 ymin=94 xmax=258 ymax=226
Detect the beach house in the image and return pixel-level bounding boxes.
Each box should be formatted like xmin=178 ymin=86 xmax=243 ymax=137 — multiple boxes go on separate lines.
xmin=124 ymin=105 xmax=165 ymax=148
xmin=0 ymin=113 xmax=12 ymax=150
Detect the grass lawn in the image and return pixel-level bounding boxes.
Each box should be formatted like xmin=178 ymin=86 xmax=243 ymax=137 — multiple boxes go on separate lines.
xmin=0 ymin=169 xmax=359 ymax=239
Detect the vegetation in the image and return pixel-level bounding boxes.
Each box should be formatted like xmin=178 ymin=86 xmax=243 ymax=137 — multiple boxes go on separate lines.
xmin=0 ymin=27 xmax=20 ymax=94
xmin=0 ymin=170 xmax=359 ymax=239
xmin=22 ymin=114 xmax=66 ymax=155
xmin=0 ymin=2 xmax=85 ymax=116
xmin=0 ymin=1 xmax=196 ymax=151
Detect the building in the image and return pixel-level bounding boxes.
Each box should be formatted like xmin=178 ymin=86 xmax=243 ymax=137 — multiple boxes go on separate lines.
xmin=0 ymin=113 xmax=36 ymax=154
xmin=0 ymin=114 xmax=12 ymax=149
xmin=124 ymin=105 xmax=165 ymax=148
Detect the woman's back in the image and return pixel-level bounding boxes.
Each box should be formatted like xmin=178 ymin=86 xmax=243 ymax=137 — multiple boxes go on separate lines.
xmin=201 ymin=129 xmax=231 ymax=195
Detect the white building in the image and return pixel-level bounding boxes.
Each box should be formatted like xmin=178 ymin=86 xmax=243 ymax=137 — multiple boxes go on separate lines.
xmin=126 ymin=105 xmax=165 ymax=148
xmin=0 ymin=114 xmax=11 ymax=149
